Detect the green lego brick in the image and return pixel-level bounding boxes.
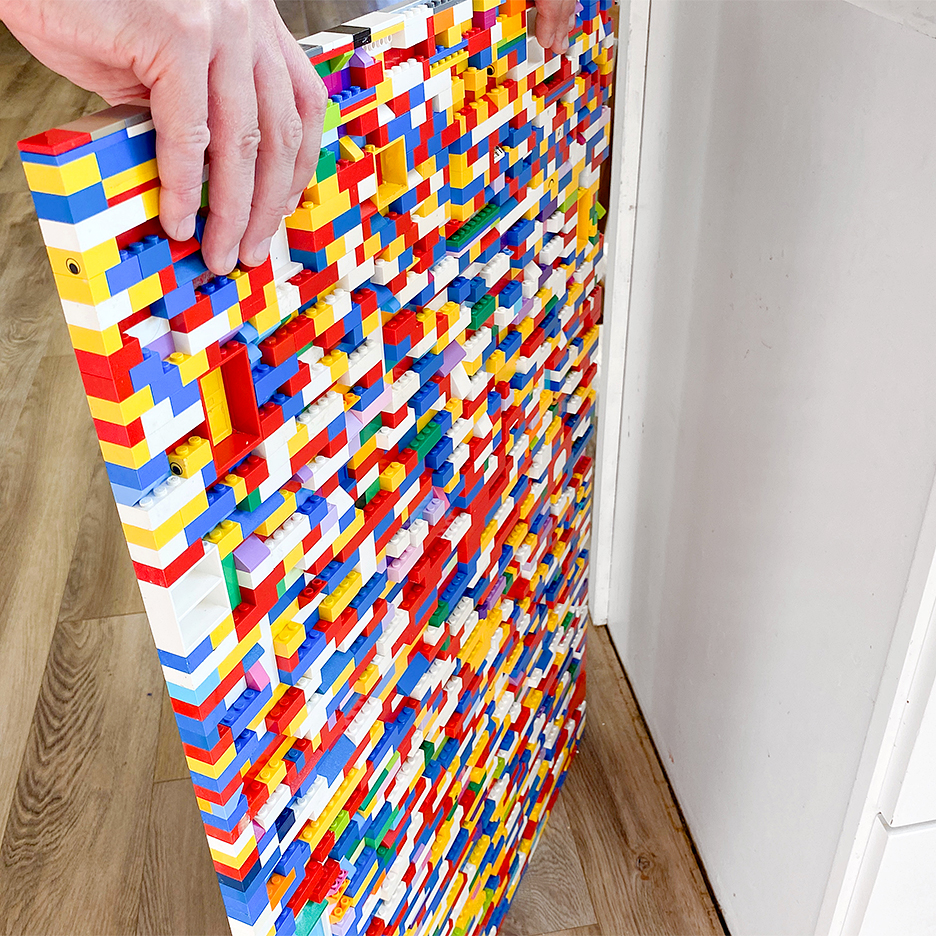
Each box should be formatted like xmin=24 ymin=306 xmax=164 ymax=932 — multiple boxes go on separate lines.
xmin=323 ymin=99 xmax=341 ymax=133
xmin=221 ymin=552 xmax=241 ymax=610
xmin=470 ymin=294 xmax=495 ymax=330
xmin=360 ymin=413 xmax=382 ymax=446
xmin=295 ymin=900 xmax=327 ymax=936
xmin=560 ymin=187 xmax=580 ymax=212
xmin=407 ymin=421 xmax=442 ymax=461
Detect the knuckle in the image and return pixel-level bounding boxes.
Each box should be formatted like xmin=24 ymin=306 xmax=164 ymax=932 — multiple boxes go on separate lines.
xmin=164 ymin=4 xmax=212 ymax=40
xmin=276 ymin=111 xmax=303 ymax=155
xmin=219 ymin=0 xmax=250 ymax=28
xmin=232 ymin=124 xmax=262 ymax=159
xmin=263 ymin=199 xmax=293 ymax=221
xmin=174 ymin=123 xmax=212 ymax=153
xmin=310 ymin=76 xmax=329 ymax=107
xmin=166 ymin=179 xmax=204 ymax=204
xmin=302 ymin=73 xmax=329 ymax=116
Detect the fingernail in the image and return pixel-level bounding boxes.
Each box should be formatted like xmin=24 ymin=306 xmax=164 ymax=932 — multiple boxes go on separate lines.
xmin=560 ymin=33 xmax=570 ymax=52
xmin=541 ymin=29 xmax=555 ymax=49
xmin=222 ymin=246 xmax=239 ymax=273
xmin=254 ymin=237 xmax=273 ymax=265
xmin=179 ymin=213 xmax=196 ymax=240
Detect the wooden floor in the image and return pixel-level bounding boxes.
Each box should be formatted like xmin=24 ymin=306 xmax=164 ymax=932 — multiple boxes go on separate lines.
xmin=0 ymin=8 xmax=725 ymax=936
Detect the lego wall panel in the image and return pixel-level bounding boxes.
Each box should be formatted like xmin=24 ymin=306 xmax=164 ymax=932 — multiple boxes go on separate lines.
xmin=18 ymin=1 xmax=613 ymax=934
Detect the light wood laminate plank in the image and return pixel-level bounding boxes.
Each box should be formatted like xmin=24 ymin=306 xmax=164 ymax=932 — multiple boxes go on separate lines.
xmin=501 ymin=797 xmax=598 ymax=936
xmin=136 ymin=779 xmax=229 ymax=936
xmin=0 ymin=354 xmax=99 ymax=833
xmin=0 ymin=614 xmax=163 ymax=935
xmin=57 ymin=459 xmax=145 ymax=624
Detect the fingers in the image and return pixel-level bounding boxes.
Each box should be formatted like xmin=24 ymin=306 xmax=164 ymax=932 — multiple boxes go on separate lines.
xmin=238 ymin=34 xmax=302 ymax=268
xmin=149 ymin=43 xmax=210 ymax=242
xmin=534 ymin=0 xmax=578 ymax=54
xmin=278 ymin=27 xmax=327 ymax=215
xmin=200 ymin=35 xmax=261 ymax=274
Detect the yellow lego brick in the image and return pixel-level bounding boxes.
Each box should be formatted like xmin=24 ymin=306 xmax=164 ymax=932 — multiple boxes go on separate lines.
xmin=102 ymin=158 xmax=158 ymax=200
xmin=338 ymin=136 xmax=366 ymax=162
xmin=249 ymin=301 xmax=280 ymax=336
xmin=462 ymin=352 xmax=482 ymax=378
xmin=298 ymin=765 xmax=365 ymax=851
xmin=416 ymin=410 xmax=435 ymax=436
xmin=121 ymin=510 xmax=185 ymax=551
xmin=353 ymin=663 xmax=383 ymax=700
xmin=46 ymin=239 xmax=120 ymax=282
xmin=310 ymin=299 xmax=336 ymax=332
xmin=488 ymin=83 xmax=510 ymax=110
xmin=319 ymin=569 xmax=363 ymax=622
xmin=286 ymin=708 xmax=307 ymax=737
xmin=22 ymin=152 xmax=101 ymax=196
xmin=321 ymin=349 xmax=349 ymax=383
xmin=361 ymin=232 xmax=382 ymax=262
xmin=186 ymin=739 xmax=236 ymax=780
xmin=361 ymin=308 xmax=381 ymax=338
xmin=305 ymin=189 xmax=353 ymax=229
xmin=301 ymin=169 xmax=340 ymax=207
xmin=99 ymin=436 xmax=151 ymax=470
xmin=274 ymin=621 xmax=306 ymax=658
xmin=205 ymin=518 xmax=243 ymax=559
xmin=379 ymin=460 xmax=406 ymax=492
xmin=209 ymin=833 xmax=257 ymax=870
xmin=68 ymin=321 xmax=122 ymax=356
xmin=179 ymin=489 xmax=209 ymax=526
xmin=271 ymin=596 xmax=301 ymax=634
xmin=255 ymin=491 xmax=297 ymax=536
xmin=325 ymin=234 xmax=347 ymax=266
xmin=283 ymin=541 xmax=304 ymax=574
xmin=141 ymin=185 xmax=160 ymax=220
xmin=210 ymin=612 xmax=235 ymax=650
xmin=167 ymin=348 xmax=210 ymax=385
xmin=544 ymin=415 xmax=561 ymax=446
xmin=228 ymin=267 xmax=253 ymax=301
xmin=254 ymin=757 xmax=288 ymax=796
xmin=485 ymin=348 xmax=506 ymax=376
xmin=128 ymin=270 xmax=164 ymax=312
xmin=444 ymin=398 xmax=463 ymax=422
xmin=86 ymin=383 xmax=153 ymax=425
xmin=221 ymin=624 xmax=259 ymax=681
xmin=348 ymin=436 xmax=376 ymax=472
xmin=379 ymin=233 xmax=407 ymax=264
xmin=287 ymin=422 xmax=310 ymax=459
xmin=168 ymin=436 xmax=212 ymax=478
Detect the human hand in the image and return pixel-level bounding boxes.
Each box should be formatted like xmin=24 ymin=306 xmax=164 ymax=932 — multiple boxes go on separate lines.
xmin=534 ymin=0 xmax=578 ymax=55
xmin=2 ymin=0 xmax=327 ymax=274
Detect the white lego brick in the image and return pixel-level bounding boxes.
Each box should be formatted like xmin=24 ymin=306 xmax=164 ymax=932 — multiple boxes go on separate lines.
xmin=38 ymin=190 xmax=150 ymax=254
xmin=126 ymin=311 xmax=171 ymax=346
xmin=59 ymin=289 xmax=134 ymax=331
xmin=171 ymin=308 xmax=231 ymax=356
xmin=254 ymin=416 xmax=297 ymax=458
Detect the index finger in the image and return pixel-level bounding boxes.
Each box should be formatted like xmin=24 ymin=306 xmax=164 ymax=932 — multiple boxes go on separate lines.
xmin=150 ymin=47 xmax=211 ymax=243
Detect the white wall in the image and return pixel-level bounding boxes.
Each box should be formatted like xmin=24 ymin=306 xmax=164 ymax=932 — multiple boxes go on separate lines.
xmin=607 ymin=3 xmax=936 ymax=933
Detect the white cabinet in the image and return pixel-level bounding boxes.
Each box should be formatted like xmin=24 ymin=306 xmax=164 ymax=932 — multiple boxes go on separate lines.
xmin=857 ymin=818 xmax=936 ymax=936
